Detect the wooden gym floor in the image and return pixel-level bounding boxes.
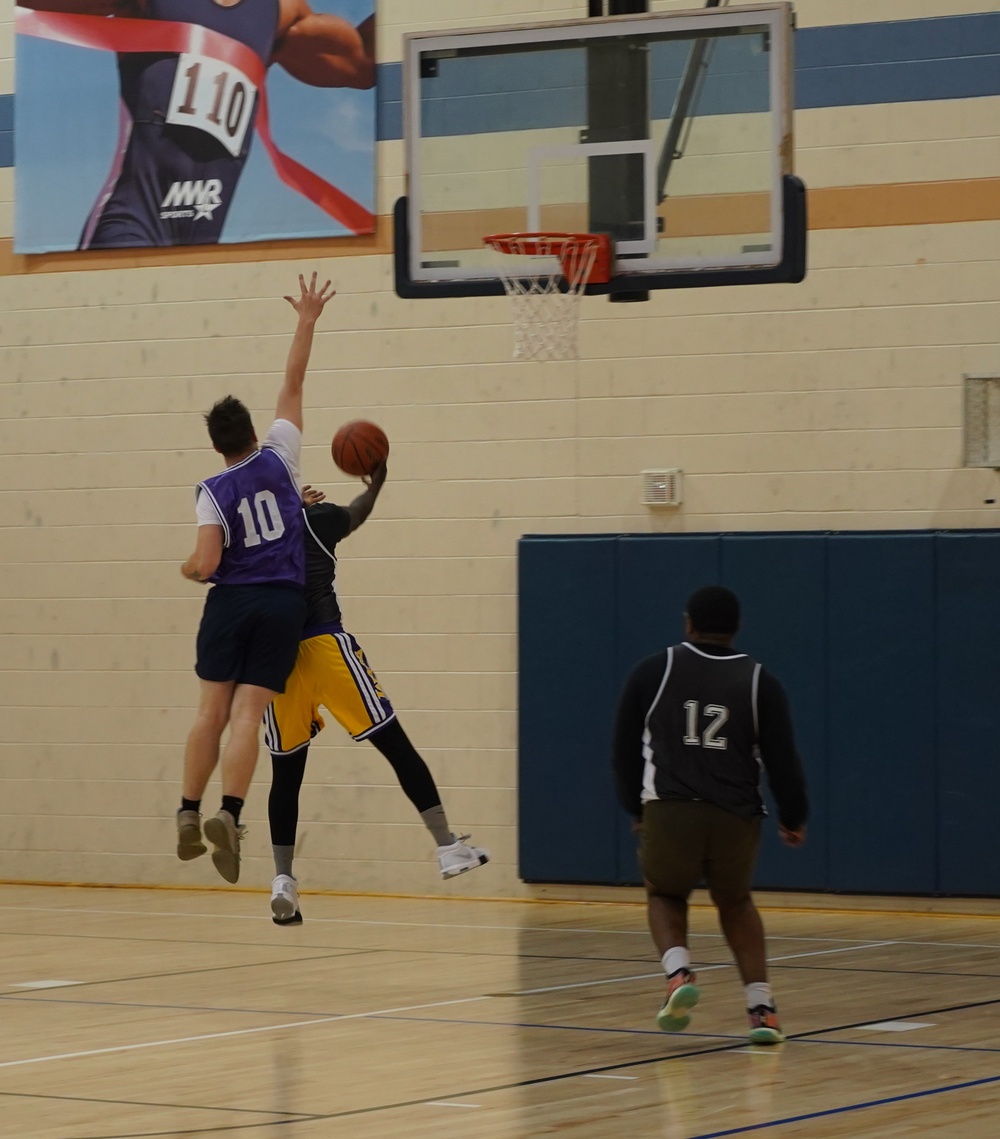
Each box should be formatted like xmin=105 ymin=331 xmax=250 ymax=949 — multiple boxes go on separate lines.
xmin=1 ymin=884 xmax=999 ymax=1138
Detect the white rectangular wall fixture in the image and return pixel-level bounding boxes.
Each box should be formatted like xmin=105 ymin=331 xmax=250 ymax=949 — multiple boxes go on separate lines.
xmin=963 ymin=374 xmax=1000 ymax=468
xmin=642 ymin=469 xmax=683 ymax=507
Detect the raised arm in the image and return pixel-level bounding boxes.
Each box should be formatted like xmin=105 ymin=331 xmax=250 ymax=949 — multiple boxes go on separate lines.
xmin=346 ymin=461 xmax=387 ymax=533
xmin=273 ymin=2 xmax=375 ymax=89
xmin=276 ymin=272 xmax=335 ymax=431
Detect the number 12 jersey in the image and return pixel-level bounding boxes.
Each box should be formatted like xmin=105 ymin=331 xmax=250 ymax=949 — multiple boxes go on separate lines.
xmin=613 ymin=640 xmax=808 ymax=829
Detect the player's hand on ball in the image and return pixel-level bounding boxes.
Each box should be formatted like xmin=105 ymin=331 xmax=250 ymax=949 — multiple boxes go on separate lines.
xmin=362 ymin=460 xmax=388 ymax=490
xmin=284 ymin=272 xmax=335 ymax=321
xmin=301 ymin=484 xmax=326 ymax=506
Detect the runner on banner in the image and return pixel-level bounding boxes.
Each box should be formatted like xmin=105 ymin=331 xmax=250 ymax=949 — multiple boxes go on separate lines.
xmin=15 ymin=0 xmax=375 ymax=251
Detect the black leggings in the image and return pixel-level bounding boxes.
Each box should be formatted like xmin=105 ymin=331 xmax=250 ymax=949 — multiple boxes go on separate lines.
xmin=268 ymin=718 xmax=442 ymax=846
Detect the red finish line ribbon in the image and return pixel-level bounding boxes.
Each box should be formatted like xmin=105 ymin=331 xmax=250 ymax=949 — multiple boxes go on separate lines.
xmin=15 ymin=5 xmax=375 ymax=235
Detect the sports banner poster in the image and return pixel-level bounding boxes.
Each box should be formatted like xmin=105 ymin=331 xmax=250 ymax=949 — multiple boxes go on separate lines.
xmin=14 ymin=0 xmax=376 ymax=252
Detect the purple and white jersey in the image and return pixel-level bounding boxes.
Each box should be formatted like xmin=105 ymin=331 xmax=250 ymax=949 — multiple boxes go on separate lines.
xmin=196 ymin=419 xmax=305 ymax=588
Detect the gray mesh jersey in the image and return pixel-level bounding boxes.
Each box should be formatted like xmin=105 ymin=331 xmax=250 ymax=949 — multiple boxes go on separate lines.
xmin=641 ymin=642 xmax=765 ymax=818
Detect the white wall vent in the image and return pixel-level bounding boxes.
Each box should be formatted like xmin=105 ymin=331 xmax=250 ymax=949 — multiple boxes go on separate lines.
xmin=641 ymin=468 xmax=683 ymax=507
xmin=963 ymin=374 xmax=1000 ymax=468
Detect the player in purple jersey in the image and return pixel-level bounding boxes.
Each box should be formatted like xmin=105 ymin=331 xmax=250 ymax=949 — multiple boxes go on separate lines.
xmin=22 ymin=0 xmax=374 ymax=248
xmin=177 ymin=272 xmax=334 ymax=884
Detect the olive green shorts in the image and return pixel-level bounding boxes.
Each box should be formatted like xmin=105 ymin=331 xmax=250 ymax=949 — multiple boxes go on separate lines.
xmin=639 ymin=800 xmax=761 ymax=900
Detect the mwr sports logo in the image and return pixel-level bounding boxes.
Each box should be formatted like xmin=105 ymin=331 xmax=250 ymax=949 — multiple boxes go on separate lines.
xmin=160 ymin=180 xmax=223 ymax=221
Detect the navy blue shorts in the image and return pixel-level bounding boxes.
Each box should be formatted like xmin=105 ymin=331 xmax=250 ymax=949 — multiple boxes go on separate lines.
xmin=195 ymin=585 xmax=306 ymax=693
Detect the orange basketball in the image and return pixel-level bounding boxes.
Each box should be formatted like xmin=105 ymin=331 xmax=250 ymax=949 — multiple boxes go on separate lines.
xmin=332 ymin=420 xmax=389 ymax=477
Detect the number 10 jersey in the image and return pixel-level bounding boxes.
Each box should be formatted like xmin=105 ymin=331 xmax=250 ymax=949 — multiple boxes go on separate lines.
xmin=196 ymin=419 xmax=305 ymax=589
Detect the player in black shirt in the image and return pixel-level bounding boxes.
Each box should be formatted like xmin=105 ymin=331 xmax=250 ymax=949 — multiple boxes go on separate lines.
xmin=613 ymin=586 xmax=808 ymax=1044
xmin=263 ymin=462 xmax=488 ymax=923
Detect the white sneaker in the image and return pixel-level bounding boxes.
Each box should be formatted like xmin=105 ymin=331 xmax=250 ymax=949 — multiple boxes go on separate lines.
xmin=270 ymin=874 xmax=302 ymax=925
xmin=437 ymin=835 xmax=489 ymax=879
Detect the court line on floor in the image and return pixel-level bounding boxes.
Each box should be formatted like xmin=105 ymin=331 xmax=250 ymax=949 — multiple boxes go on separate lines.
xmin=0 ymin=902 xmax=655 ymax=936
xmin=683 ymin=1073 xmax=1000 ymax=1138
xmin=0 ymin=993 xmax=346 ymax=1019
xmin=799 ymin=1036 xmax=1000 ymax=1055
xmin=8 ymin=901 xmax=996 ymax=946
xmin=0 ymin=995 xmax=492 ymax=1070
xmin=0 ymin=925 xmax=661 ymax=971
xmin=9 ymin=990 xmax=1000 ymax=1060
xmin=11 ymin=915 xmax=979 ymax=961
xmin=784 ymin=995 xmax=1000 ymax=1041
xmin=0 ymin=940 xmax=902 ymax=1030
xmin=0 ymin=947 xmax=375 ymax=994
xmin=6 ymin=941 xmax=954 ymax=1020
xmin=229 ymin=994 xmax=1000 ymax=1127
xmin=0 ymin=940 xmax=953 ymax=1072
xmin=0 ymin=1087 xmax=317 ymax=1120
xmin=26 ymin=1067 xmax=1000 ymax=1139
xmin=505 ymin=940 xmax=897 ymax=994
xmin=15 ymin=995 xmax=1000 ymax=1135
xmin=375 ymin=1012 xmax=733 ymax=1041
xmin=774 ymin=961 xmax=1000 ymax=979
xmin=373 ymin=1010 xmax=1000 ymax=1056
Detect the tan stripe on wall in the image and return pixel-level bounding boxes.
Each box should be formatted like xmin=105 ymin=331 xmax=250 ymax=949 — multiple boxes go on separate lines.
xmin=1 ymin=178 xmax=997 ymax=275
xmin=810 ymin=179 xmax=1000 ymax=228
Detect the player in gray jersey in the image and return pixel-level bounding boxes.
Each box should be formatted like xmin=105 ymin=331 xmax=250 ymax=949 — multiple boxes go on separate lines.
xmin=614 ymin=586 xmax=808 ymax=1044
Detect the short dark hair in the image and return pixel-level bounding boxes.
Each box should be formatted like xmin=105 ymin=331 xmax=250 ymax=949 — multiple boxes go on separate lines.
xmin=685 ymin=585 xmax=740 ymax=636
xmin=205 ymin=396 xmax=255 ymax=457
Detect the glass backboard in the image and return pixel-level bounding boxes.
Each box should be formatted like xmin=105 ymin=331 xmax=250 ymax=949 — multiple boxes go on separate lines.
xmin=395 ymin=3 xmax=805 ymax=299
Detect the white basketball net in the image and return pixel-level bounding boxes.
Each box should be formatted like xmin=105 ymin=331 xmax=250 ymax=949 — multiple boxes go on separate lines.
xmin=486 ymin=235 xmax=601 ymax=362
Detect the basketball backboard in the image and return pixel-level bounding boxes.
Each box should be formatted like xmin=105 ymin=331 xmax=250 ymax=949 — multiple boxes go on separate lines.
xmin=394 ymin=3 xmax=805 ymax=300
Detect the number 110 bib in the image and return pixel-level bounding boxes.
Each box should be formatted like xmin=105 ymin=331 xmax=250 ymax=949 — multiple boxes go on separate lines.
xmin=167 ymin=52 xmax=257 ymax=157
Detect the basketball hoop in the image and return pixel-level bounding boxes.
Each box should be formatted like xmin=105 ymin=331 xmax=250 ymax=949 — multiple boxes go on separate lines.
xmin=483 ymin=232 xmax=612 ymax=361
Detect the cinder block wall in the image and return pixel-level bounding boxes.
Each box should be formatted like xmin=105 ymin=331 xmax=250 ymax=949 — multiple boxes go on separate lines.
xmin=1 ymin=0 xmax=998 ymax=896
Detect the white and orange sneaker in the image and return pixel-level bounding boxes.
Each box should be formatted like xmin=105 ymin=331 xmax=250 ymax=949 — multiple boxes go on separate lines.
xmin=748 ymin=1005 xmax=785 ymax=1044
xmin=656 ymin=969 xmax=700 ymax=1032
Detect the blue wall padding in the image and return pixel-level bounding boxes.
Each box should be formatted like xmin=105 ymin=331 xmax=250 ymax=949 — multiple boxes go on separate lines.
xmin=826 ymin=535 xmax=937 ymax=893
xmin=517 ymin=537 xmax=620 ymax=882
xmin=935 ymin=534 xmax=1000 ymax=895
xmin=721 ymin=535 xmax=829 ymax=890
xmin=518 ymin=530 xmax=1000 ymax=896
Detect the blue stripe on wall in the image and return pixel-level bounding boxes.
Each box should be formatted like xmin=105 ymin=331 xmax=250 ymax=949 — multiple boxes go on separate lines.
xmin=375 ymin=61 xmax=402 ymax=151
xmin=795 ymin=12 xmax=1000 ymax=67
xmin=796 ymin=13 xmax=1000 ymax=108
xmin=2 ymin=12 xmax=1000 ymax=168
xmin=0 ymin=93 xmax=12 ymax=167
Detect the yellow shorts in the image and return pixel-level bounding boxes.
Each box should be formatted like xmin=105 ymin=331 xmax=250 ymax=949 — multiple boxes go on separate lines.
xmin=263 ymin=629 xmax=394 ymax=754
